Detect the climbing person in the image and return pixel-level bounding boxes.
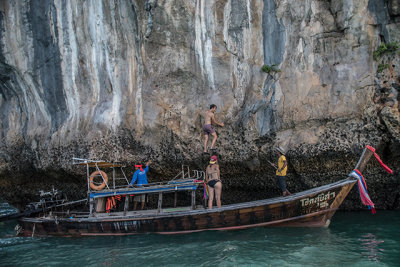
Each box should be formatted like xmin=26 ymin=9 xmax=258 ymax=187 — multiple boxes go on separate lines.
xmin=205 ymin=155 xmax=222 ymax=209
xmin=271 ymin=147 xmax=291 ymax=197
xmin=129 ymin=160 xmax=152 ymax=210
xmin=202 ymin=104 xmax=224 ymax=153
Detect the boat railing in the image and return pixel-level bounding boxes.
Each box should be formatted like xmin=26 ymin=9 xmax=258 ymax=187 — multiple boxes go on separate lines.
xmin=170 ymin=165 xmax=205 ymax=181
xmin=47 ymin=211 xmax=90 ymax=218
xmin=73 ymin=159 xmax=206 ymax=216
xmin=73 ymin=158 xmax=206 ymax=215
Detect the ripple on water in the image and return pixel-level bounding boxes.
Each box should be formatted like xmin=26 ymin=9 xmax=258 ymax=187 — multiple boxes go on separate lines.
xmin=0 ymin=211 xmax=399 ymax=266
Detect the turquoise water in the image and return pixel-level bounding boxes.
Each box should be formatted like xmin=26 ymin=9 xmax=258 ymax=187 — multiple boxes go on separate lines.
xmin=0 ymin=205 xmax=399 ymax=266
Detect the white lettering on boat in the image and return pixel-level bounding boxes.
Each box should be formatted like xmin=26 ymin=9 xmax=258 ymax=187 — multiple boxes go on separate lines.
xmin=300 ymin=191 xmax=336 ymax=208
xmin=112 ymin=220 xmax=148 ymax=231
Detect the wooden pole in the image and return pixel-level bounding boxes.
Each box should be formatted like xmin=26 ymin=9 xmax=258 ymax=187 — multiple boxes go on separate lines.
xmin=87 ymin=164 xmax=90 ymax=193
xmin=89 ymin=200 xmax=94 ymax=216
xmin=174 ymin=192 xmax=177 ymax=208
xmin=113 ymin=168 xmax=116 ymax=189
xmin=157 ymin=193 xmax=163 ymax=214
xmin=123 ymin=195 xmax=130 ymax=215
xmin=191 ymin=190 xmax=196 ymax=210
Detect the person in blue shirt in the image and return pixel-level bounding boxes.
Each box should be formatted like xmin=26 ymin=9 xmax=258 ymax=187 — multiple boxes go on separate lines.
xmin=129 ymin=160 xmax=151 ymax=210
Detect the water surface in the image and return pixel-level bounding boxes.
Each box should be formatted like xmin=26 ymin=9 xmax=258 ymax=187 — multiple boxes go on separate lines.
xmin=1 ymin=207 xmax=399 ymax=266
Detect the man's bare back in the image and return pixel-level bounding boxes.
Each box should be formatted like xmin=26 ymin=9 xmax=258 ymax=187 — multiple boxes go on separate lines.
xmin=202 ymin=104 xmax=224 ymax=152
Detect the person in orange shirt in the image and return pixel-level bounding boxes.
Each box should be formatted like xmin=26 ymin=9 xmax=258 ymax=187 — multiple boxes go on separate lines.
xmin=272 ymin=147 xmax=291 ymax=197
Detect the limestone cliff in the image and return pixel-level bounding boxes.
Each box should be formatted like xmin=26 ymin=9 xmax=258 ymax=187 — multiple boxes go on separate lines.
xmin=0 ymin=0 xmax=399 ymax=209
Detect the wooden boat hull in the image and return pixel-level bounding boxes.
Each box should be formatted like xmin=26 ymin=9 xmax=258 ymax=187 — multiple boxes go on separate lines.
xmin=18 ymin=178 xmax=356 ymax=236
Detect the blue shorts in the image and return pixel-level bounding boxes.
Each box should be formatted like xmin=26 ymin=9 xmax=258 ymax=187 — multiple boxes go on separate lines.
xmin=277 ymin=176 xmax=287 ymax=192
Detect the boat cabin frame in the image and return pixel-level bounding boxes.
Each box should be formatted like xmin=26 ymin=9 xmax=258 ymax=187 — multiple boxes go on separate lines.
xmin=73 ymin=158 xmax=206 ymax=217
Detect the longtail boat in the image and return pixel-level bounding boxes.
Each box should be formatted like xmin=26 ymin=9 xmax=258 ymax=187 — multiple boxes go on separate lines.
xmin=13 ymin=145 xmax=392 ymax=237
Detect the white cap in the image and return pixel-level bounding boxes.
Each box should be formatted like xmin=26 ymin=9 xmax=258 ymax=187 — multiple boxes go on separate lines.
xmin=274 ymin=146 xmax=285 ymax=155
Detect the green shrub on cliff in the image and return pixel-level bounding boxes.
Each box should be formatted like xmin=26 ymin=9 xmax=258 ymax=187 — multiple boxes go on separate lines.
xmin=377 ymin=64 xmax=389 ymax=73
xmin=261 ymin=64 xmax=281 ymax=73
xmin=373 ymin=42 xmax=399 ymax=61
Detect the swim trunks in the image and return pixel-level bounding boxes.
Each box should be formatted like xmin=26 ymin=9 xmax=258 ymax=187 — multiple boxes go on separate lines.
xmin=208 ymin=180 xmax=220 ymax=188
xmin=203 ymin=124 xmax=215 ymax=135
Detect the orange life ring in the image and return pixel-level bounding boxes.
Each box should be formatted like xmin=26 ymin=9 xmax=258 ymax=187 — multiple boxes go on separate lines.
xmin=89 ymin=171 xmax=108 ymax=190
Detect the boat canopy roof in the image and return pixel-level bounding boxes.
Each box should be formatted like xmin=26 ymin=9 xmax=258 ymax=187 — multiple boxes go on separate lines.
xmin=73 ymin=158 xmax=124 ymax=168
xmin=76 ymin=161 xmax=123 ymax=168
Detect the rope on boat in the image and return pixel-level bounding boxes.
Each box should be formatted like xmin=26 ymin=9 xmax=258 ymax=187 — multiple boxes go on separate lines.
xmin=366 ymin=145 xmax=393 ymax=174
xmin=349 ymin=145 xmax=394 ymax=214
xmin=350 ymin=169 xmax=376 ymax=214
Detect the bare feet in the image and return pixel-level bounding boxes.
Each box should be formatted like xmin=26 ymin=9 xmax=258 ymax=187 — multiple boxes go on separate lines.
xmin=283 ymin=190 xmax=291 ymax=197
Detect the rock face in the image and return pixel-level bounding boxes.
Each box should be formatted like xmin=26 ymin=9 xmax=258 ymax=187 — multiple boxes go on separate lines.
xmin=0 ymin=0 xmax=399 ymax=210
